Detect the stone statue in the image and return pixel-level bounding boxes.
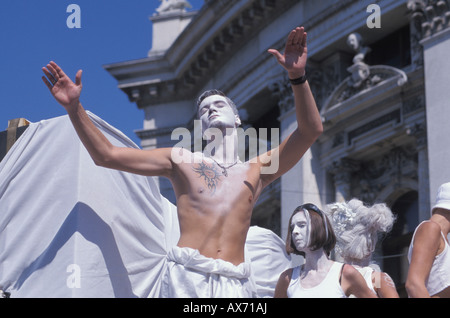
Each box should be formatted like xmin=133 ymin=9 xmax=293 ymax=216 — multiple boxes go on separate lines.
xmin=156 ymin=0 xmax=192 ymax=14
xmin=347 ymin=33 xmax=370 ymax=64
xmin=346 ymin=33 xmax=373 ymax=88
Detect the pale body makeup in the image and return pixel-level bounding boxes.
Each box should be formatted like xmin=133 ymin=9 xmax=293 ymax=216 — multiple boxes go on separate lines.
xmin=197 ymin=95 xmax=241 ymax=165
xmin=41 ymin=26 xmax=324 ymax=268
xmin=290 ymin=210 xmax=334 ymax=288
xmin=275 ymin=209 xmax=378 ymax=297
xmin=198 ymin=95 xmax=241 ymax=132
xmin=290 ymin=211 xmax=310 ymax=251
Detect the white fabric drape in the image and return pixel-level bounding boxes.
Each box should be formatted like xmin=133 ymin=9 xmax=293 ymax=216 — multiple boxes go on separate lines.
xmin=0 ymin=112 xmax=291 ymax=297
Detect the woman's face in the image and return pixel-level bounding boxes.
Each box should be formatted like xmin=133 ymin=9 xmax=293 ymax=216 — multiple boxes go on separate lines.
xmin=290 ymin=211 xmax=310 ymax=251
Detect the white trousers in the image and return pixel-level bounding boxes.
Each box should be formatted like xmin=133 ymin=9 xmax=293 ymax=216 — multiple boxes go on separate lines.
xmin=160 ymin=246 xmax=257 ymax=298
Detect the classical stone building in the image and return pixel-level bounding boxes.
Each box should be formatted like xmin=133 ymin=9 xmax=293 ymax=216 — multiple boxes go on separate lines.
xmin=105 ymin=0 xmax=450 ymax=295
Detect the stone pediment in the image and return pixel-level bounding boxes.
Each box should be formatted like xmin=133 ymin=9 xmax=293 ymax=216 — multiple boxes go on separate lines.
xmin=321 ymin=32 xmax=408 ymax=124
xmin=321 ymin=64 xmax=407 ymax=122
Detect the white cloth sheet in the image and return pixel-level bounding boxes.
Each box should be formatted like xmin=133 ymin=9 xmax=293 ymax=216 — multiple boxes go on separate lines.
xmin=161 ymin=246 xmax=256 ymax=298
xmin=0 ymin=112 xmax=291 ymax=297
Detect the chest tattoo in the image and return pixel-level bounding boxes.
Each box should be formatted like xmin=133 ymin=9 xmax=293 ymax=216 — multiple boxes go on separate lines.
xmin=192 ymin=161 xmax=222 ymax=193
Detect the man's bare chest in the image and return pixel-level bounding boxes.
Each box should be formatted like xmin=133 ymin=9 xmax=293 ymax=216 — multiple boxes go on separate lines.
xmin=175 ymin=159 xmax=262 ymax=202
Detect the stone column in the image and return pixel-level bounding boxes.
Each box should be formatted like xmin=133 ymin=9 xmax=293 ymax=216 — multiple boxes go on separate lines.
xmin=407 ymin=122 xmax=430 ymax=220
xmin=149 ymin=1 xmax=196 ymax=56
xmin=409 ymin=0 xmax=450 ymax=206
xmin=271 ymin=76 xmax=322 ymax=239
xmin=270 ymin=77 xmax=296 ymax=239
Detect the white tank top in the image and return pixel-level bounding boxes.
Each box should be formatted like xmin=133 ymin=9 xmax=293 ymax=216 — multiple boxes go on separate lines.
xmin=408 ymin=221 xmax=450 ymax=296
xmin=287 ymin=261 xmax=347 ymax=298
xmin=350 ymin=266 xmax=376 ymax=297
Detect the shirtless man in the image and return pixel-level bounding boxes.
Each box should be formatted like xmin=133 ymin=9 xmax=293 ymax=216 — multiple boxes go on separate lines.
xmin=42 ymin=27 xmax=323 ymax=297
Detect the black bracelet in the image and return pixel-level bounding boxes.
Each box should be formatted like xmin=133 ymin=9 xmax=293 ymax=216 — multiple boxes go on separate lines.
xmin=289 ymin=73 xmax=307 ymax=85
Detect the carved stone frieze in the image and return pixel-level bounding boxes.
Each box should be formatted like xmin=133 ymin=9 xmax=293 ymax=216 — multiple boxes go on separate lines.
xmin=354 ymin=147 xmax=418 ymax=204
xmin=325 ymin=147 xmax=419 ymax=204
xmin=407 ymin=0 xmax=450 ymax=39
xmin=328 ymin=158 xmax=360 ymax=184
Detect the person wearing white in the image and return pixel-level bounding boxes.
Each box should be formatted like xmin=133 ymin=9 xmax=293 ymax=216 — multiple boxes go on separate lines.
xmin=407 ymin=182 xmax=450 ymax=298
xmin=274 ymin=203 xmax=377 ymax=298
xmin=33 ymin=24 xmax=322 ymax=297
xmin=325 ymin=199 xmax=399 ymax=298
xmin=161 ymin=246 xmax=256 ymax=297
xmin=0 ymin=113 xmax=291 ymax=297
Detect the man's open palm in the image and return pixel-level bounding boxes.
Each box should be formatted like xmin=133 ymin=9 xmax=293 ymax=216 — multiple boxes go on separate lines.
xmin=42 ymin=61 xmax=82 ymax=109
xmin=268 ymin=27 xmax=307 ymax=78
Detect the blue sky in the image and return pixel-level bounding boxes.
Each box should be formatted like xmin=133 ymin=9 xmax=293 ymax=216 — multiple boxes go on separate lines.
xmin=0 ymin=0 xmax=204 ymax=145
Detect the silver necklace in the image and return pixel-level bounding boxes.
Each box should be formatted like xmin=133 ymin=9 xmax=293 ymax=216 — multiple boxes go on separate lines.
xmin=210 ymin=157 xmax=239 ymax=177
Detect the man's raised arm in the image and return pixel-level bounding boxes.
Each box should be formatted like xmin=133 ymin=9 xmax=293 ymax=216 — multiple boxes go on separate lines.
xmin=42 ymin=61 xmax=173 ymax=177
xmin=262 ymin=27 xmax=323 ymax=186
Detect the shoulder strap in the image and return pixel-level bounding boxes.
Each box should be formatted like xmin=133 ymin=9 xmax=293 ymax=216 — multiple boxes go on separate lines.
xmin=411 ymin=220 xmax=432 ymax=245
xmin=339 ymin=263 xmax=346 ymax=285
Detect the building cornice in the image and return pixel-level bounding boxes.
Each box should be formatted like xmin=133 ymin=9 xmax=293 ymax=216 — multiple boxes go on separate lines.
xmin=104 ymin=0 xmax=296 ymax=107
xmin=408 ymin=0 xmax=450 ymax=40
xmin=105 ymin=0 xmax=409 ymax=110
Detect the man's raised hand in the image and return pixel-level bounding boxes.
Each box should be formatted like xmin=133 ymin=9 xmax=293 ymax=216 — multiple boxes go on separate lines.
xmin=42 ymin=61 xmax=82 ymax=110
xmin=268 ymin=26 xmax=307 ymax=79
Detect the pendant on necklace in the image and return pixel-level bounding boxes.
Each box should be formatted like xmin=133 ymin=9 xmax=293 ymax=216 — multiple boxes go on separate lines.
xmin=221 ymin=168 xmax=228 ymax=177
xmin=210 ymin=157 xmax=238 ymax=177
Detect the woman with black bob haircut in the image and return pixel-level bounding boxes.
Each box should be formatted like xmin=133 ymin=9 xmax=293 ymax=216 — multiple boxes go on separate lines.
xmin=274 ymin=203 xmax=377 ymax=298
